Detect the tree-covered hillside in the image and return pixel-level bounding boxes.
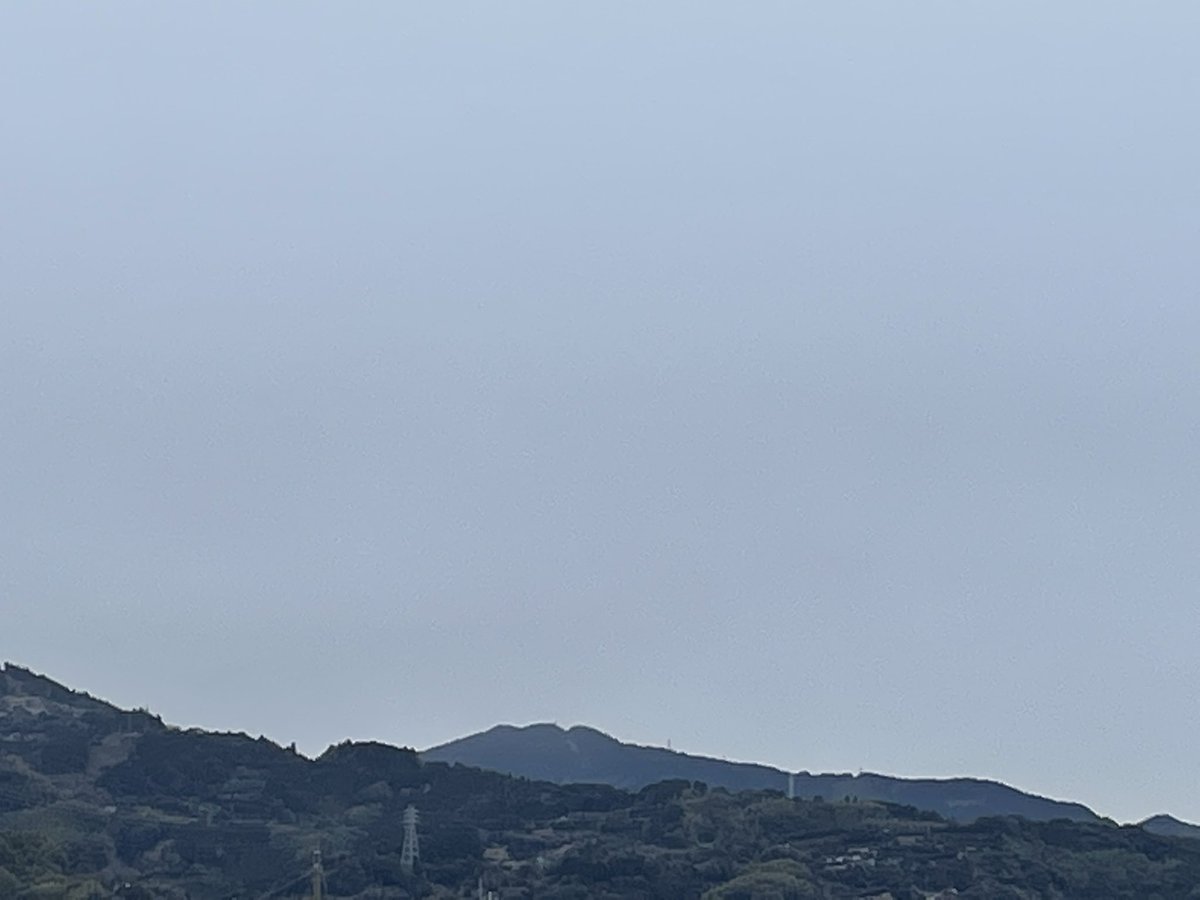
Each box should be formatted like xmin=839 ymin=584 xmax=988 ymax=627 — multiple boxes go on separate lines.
xmin=3 ymin=664 xmax=1200 ymax=899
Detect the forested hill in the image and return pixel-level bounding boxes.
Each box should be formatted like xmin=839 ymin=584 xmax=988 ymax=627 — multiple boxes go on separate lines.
xmin=422 ymin=723 xmax=1101 ymax=824
xmin=1140 ymin=814 xmax=1200 ymax=841
xmin=5 ymin=663 xmax=1200 ymax=899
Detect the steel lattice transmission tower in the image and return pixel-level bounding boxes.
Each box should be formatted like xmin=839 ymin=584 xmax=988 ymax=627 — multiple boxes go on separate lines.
xmin=400 ymin=804 xmax=420 ymax=874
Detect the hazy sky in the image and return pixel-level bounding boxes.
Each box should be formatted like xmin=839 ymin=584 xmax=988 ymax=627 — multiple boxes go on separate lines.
xmin=3 ymin=3 xmax=1199 ymax=824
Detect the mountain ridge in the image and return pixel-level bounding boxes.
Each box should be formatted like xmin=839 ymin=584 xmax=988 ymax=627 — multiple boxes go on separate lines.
xmin=5 ymin=660 xmax=1185 ymax=831
xmin=1139 ymin=813 xmax=1200 ymax=841
xmin=422 ymin=721 xmax=1137 ymax=827
xmin=6 ymin=662 xmax=1200 ymax=897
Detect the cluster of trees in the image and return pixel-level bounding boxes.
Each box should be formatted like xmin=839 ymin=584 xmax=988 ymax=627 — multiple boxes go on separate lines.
xmin=5 ymin=667 xmax=1200 ymax=898
xmin=0 ymin=831 xmax=110 ymax=899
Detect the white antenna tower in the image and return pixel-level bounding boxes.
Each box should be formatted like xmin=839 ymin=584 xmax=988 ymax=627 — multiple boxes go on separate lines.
xmin=400 ymin=805 xmax=420 ymax=874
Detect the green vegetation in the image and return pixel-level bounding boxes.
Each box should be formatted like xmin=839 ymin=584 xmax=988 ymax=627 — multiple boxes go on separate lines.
xmin=423 ymin=723 xmax=1102 ymax=824
xmin=4 ymin=665 xmax=1200 ymax=898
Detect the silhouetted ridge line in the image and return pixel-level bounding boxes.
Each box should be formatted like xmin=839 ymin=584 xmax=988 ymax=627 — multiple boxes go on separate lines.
xmin=423 ymin=721 xmax=1102 ymax=824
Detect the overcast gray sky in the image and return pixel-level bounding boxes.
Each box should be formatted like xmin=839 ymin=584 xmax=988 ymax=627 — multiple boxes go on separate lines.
xmin=3 ymin=2 xmax=1199 ymax=824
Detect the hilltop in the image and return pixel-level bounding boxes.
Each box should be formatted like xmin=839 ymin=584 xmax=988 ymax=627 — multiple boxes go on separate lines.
xmin=1139 ymin=814 xmax=1200 ymax=841
xmin=422 ymin=723 xmax=1102 ymax=824
xmin=4 ymin=663 xmax=1200 ymax=898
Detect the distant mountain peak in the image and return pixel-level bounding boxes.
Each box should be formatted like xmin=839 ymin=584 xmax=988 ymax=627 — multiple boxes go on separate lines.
xmin=1141 ymin=814 xmax=1200 ymax=840
xmin=423 ymin=721 xmax=1111 ymax=825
